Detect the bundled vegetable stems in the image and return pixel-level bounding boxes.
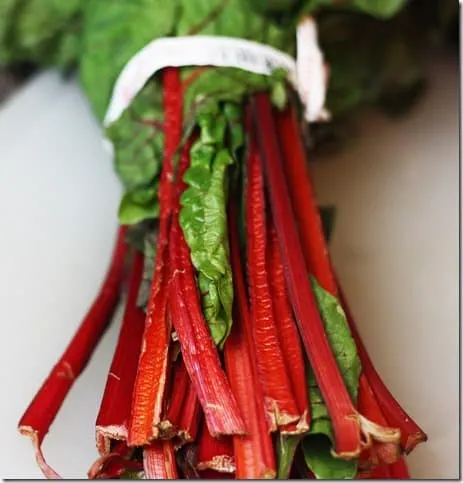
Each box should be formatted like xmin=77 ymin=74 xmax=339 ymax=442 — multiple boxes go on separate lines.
xmin=18 ymin=66 xmax=426 ymax=479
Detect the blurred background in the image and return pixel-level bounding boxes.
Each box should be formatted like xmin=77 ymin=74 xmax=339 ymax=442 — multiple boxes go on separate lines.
xmin=0 ymin=0 xmax=459 ymax=479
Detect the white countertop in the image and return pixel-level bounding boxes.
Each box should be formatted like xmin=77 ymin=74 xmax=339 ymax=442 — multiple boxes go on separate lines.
xmin=0 ymin=54 xmax=458 ymax=478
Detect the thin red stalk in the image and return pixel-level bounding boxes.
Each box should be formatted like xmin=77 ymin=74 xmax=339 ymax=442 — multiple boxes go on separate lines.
xmin=267 ymin=221 xmax=310 ymax=433
xmin=143 ymin=440 xmax=178 ymax=479
xmin=163 ymin=358 xmax=202 ymax=444
xmin=358 ymin=375 xmax=399 ymax=468
xmin=88 ymin=442 xmax=138 ymax=479
xmin=95 ymin=251 xmax=145 ymax=454
xmin=274 ymin=106 xmax=337 ymax=295
xmin=339 ymin=286 xmax=427 ymax=454
xmin=246 ymin=131 xmax=300 ymax=429
xmin=274 ymin=103 xmax=408 ymax=455
xmin=252 ymin=92 xmax=361 ymax=458
xmin=91 ymin=459 xmax=143 ymax=480
xmin=224 ymin=200 xmax=276 ymax=479
xmin=390 ymin=457 xmax=410 ymax=478
xmin=18 ymin=226 xmax=128 ymax=478
xmin=158 ymin=358 xmax=189 ymax=438
xmin=168 ymin=140 xmax=245 ymax=437
xmin=197 ymin=420 xmax=235 ymax=473
xmin=177 ymin=379 xmax=201 ymax=443
xmin=129 ymin=67 xmax=182 ymax=446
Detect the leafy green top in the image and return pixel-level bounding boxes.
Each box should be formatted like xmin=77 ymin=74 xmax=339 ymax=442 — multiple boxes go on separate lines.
xmin=179 ymin=102 xmax=243 ymax=346
xmin=302 ymin=278 xmax=361 ymax=479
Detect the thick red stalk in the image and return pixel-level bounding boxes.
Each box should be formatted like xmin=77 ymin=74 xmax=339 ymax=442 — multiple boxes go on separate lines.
xmin=358 ymin=376 xmax=399 ymax=468
xmin=143 ymin=441 xmax=178 ymax=479
xmin=161 ymin=358 xmax=201 ymax=442
xmin=176 ymin=380 xmax=201 ymax=443
xmin=390 ymin=457 xmax=410 ymax=478
xmin=224 ymin=200 xmax=276 ymax=479
xmin=18 ymin=226 xmax=128 ymax=478
xmin=197 ymin=421 xmax=235 ymax=473
xmin=246 ymin=132 xmax=300 ymax=429
xmin=95 ymin=251 xmax=145 ymax=455
xmin=275 ymin=106 xmax=337 ymax=295
xmin=274 ymin=103 xmax=410 ymax=456
xmin=129 ymin=67 xmax=182 ymax=446
xmin=168 ymin=141 xmax=245 ymax=437
xmin=267 ymin=221 xmax=310 ymax=433
xmin=252 ymin=92 xmax=361 ymax=458
xmin=87 ymin=442 xmax=138 ymax=479
xmin=159 ymin=358 xmax=189 ymax=438
xmin=90 ymin=459 xmax=143 ymax=480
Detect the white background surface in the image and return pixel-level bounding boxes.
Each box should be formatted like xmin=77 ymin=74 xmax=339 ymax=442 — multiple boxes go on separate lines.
xmin=0 ymin=54 xmax=459 ymax=479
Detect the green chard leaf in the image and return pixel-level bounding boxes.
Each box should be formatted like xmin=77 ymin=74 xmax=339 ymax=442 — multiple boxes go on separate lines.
xmin=118 ymin=190 xmax=160 ymax=226
xmin=124 ymin=222 xmax=159 ymax=310
xmin=106 ymin=80 xmax=164 ymax=195
xmin=1 ymin=0 xmax=83 ymax=67
xmin=302 ymin=278 xmax=361 ymax=479
xmin=178 ymin=0 xmax=293 ymax=116
xmin=80 ymin=0 xmax=178 ymax=120
xmin=277 ymin=434 xmax=304 ymax=479
xmin=179 ymin=103 xmax=242 ymax=347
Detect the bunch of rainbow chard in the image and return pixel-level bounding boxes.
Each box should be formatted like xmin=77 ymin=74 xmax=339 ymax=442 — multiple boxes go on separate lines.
xmin=11 ymin=0 xmax=431 ymax=479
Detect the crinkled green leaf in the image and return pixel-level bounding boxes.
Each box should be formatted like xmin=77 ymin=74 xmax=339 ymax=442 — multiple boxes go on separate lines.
xmin=0 ymin=0 xmax=83 ymax=66
xmin=106 ymin=81 xmax=164 ymax=191
xmin=80 ymin=0 xmax=177 ymax=120
xmin=277 ymin=434 xmax=304 ymax=479
xmin=118 ymin=191 xmax=160 ymax=226
xmin=179 ymin=103 xmax=242 ymax=347
xmin=177 ymin=0 xmax=293 ymax=116
xmin=303 ymin=434 xmax=358 ymax=480
xmin=302 ymin=278 xmax=361 ymax=479
xmin=311 ymin=278 xmax=361 ymax=400
xmin=0 ymin=0 xmax=19 ymax=64
xmin=137 ymin=226 xmax=159 ymax=309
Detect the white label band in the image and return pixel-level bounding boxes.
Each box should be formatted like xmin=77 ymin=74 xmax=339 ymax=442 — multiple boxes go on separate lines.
xmin=104 ymin=36 xmax=298 ymax=126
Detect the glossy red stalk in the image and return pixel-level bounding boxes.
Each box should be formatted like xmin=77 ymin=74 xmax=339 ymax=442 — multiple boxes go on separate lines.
xmin=143 ymin=441 xmax=178 ymax=479
xmin=246 ymin=130 xmax=300 ymax=429
xmin=358 ymin=375 xmax=400 ymax=468
xmin=158 ymin=358 xmax=189 ymax=439
xmin=168 ymin=140 xmax=245 ymax=437
xmin=274 ymin=106 xmax=337 ymax=295
xmin=224 ymin=200 xmax=276 ymax=479
xmin=267 ymin=221 xmax=310 ymax=433
xmin=390 ymin=457 xmax=410 ymax=478
xmin=176 ymin=380 xmax=201 ymax=444
xmin=18 ymin=226 xmax=128 ymax=478
xmin=129 ymin=67 xmax=182 ymax=446
xmin=161 ymin=358 xmax=201 ymax=443
xmin=197 ymin=420 xmax=235 ymax=473
xmin=87 ymin=441 xmax=137 ymax=479
xmin=274 ymin=102 xmax=409 ymax=456
xmin=95 ymin=251 xmax=145 ymax=455
xmin=252 ymin=92 xmax=361 ymax=458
